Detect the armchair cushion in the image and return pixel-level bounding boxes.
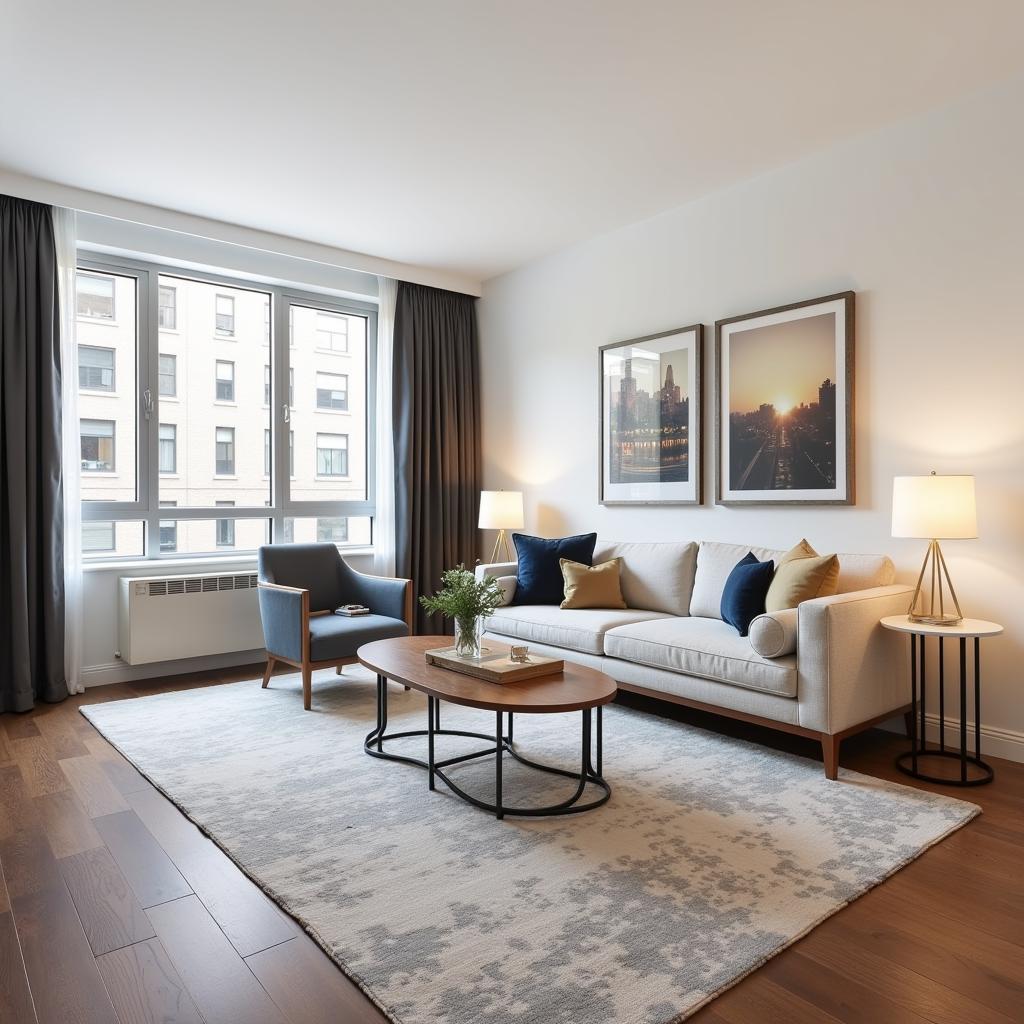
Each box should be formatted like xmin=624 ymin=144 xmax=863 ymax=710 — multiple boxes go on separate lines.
xmin=309 ymin=614 xmax=408 ymax=662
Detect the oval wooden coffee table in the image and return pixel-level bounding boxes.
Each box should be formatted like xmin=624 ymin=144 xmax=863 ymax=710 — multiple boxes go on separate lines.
xmin=358 ymin=636 xmax=617 ymax=819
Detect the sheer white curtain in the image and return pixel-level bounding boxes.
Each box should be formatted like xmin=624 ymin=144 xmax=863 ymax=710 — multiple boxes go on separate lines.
xmin=53 ymin=207 xmax=84 ymax=694
xmin=373 ymin=276 xmax=397 ymax=578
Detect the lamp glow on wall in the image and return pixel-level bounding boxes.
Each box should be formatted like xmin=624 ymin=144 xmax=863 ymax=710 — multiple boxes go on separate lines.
xmin=479 ymin=490 xmax=523 ymax=563
xmin=891 ymin=472 xmax=977 ymax=625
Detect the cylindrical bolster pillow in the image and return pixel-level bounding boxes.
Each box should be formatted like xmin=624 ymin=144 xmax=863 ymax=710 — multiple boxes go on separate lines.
xmin=748 ymin=607 xmax=799 ymax=658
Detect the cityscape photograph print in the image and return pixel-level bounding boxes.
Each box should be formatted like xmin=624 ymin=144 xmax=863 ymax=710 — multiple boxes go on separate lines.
xmin=600 ymin=325 xmax=702 ymax=504
xmin=717 ymin=293 xmax=854 ymax=505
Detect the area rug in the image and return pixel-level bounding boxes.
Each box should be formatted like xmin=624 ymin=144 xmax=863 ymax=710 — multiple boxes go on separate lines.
xmin=82 ymin=669 xmax=978 ymax=1024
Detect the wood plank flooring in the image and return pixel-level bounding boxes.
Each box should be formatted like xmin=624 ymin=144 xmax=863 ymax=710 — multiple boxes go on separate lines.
xmin=0 ymin=667 xmax=1019 ymax=1024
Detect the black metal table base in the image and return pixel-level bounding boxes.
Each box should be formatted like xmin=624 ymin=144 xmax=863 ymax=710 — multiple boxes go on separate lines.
xmin=364 ymin=674 xmax=611 ymax=819
xmin=898 ymin=634 xmax=994 ymax=786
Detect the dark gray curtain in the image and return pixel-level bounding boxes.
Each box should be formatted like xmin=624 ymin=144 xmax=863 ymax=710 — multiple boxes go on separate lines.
xmin=393 ymin=282 xmax=481 ymax=634
xmin=0 ymin=195 xmax=68 ymax=711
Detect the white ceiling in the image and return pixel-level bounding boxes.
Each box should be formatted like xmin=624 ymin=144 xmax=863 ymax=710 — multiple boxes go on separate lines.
xmin=3 ymin=0 xmax=1024 ymax=284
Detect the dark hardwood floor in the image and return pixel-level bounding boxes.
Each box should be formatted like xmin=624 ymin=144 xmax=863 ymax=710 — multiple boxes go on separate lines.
xmin=0 ymin=667 xmax=1021 ymax=1024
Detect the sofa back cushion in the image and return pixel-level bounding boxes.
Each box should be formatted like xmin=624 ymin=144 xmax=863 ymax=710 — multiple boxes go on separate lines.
xmin=593 ymin=540 xmax=698 ymax=616
xmin=690 ymin=542 xmax=780 ymax=619
xmin=833 ymin=553 xmax=896 ymax=592
xmin=691 ymin=541 xmax=895 ymax=619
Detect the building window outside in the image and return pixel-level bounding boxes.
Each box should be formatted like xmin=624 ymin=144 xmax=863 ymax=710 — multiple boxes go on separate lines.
xmin=81 ymin=419 xmax=115 ymax=472
xmin=316 ymin=311 xmax=348 ymax=352
xmin=216 ymin=501 xmax=235 ymax=547
xmin=158 ymin=423 xmax=177 ymax=474
xmin=316 ymin=433 xmax=348 ymax=477
xmin=82 ymin=520 xmax=115 ymax=553
xmin=215 ymin=427 xmax=235 ymax=475
xmin=159 ymin=501 xmax=177 ymax=553
xmin=79 ymin=346 xmax=115 ymax=391
xmin=76 ymin=272 xmax=115 ymax=319
xmin=316 ymin=372 xmax=348 ymax=411
xmin=215 ymin=360 xmax=235 ymax=402
xmin=158 ymin=353 xmax=177 ymax=397
xmin=158 ymin=285 xmax=177 ymax=329
xmin=317 ymin=517 xmax=348 ymax=543
xmin=215 ymin=294 xmax=235 ymax=336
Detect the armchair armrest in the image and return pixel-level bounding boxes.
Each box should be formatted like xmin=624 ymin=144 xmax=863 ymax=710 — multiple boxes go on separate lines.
xmin=339 ymin=563 xmax=413 ymax=629
xmin=796 ymin=584 xmax=914 ymax=733
xmin=257 ymin=582 xmax=309 ymax=664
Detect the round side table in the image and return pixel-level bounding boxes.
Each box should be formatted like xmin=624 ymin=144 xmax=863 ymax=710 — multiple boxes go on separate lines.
xmin=881 ymin=615 xmax=1003 ymax=786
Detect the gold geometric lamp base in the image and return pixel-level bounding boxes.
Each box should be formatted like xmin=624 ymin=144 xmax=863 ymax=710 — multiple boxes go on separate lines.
xmin=908 ymin=539 xmax=963 ymax=626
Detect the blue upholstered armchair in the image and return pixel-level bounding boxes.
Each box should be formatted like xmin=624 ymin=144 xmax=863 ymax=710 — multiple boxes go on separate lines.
xmin=257 ymin=543 xmax=412 ymax=710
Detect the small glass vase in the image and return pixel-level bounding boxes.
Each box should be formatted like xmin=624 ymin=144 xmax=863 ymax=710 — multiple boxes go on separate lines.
xmin=454 ymin=615 xmax=482 ymax=659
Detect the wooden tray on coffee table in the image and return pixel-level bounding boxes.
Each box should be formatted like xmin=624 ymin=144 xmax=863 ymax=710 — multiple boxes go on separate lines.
xmin=424 ymin=642 xmax=564 ymax=684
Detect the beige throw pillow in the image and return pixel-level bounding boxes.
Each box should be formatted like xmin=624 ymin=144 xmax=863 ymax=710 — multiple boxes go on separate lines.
xmin=765 ymin=539 xmax=839 ymax=612
xmin=560 ymin=558 xmax=627 ymax=609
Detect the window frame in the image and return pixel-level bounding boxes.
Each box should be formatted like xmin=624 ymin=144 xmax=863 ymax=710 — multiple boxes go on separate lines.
xmin=78 ymin=254 xmax=377 ymax=560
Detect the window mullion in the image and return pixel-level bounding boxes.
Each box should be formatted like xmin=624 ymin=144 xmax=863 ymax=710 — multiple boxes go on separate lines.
xmin=141 ymin=267 xmax=159 ymax=557
xmin=273 ymin=288 xmax=289 ymax=537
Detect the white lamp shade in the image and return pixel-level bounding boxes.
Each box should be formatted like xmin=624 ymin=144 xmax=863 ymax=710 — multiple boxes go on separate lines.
xmin=478 ymin=490 xmax=524 ymax=531
xmin=891 ymin=475 xmax=977 ymax=539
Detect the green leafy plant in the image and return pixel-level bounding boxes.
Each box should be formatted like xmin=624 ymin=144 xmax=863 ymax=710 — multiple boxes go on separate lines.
xmin=420 ymin=565 xmax=505 ymax=655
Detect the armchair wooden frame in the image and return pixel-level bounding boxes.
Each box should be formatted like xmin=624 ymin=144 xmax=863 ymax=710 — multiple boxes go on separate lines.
xmin=258 ymin=576 xmax=414 ymax=710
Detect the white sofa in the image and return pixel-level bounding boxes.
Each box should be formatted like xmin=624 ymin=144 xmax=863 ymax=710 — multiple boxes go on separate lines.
xmin=477 ymin=540 xmax=913 ymax=778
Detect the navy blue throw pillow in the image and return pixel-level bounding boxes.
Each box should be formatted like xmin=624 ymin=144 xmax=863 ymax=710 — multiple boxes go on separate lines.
xmin=513 ymin=533 xmax=598 ymax=605
xmin=720 ymin=553 xmax=775 ymax=636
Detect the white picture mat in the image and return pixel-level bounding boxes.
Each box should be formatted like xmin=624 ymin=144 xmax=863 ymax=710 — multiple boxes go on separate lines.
xmin=602 ymin=327 xmax=699 ymax=503
xmin=719 ymin=298 xmax=848 ymax=502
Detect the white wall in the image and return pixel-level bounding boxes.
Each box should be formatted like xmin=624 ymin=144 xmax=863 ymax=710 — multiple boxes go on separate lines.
xmin=478 ymin=77 xmax=1024 ymax=760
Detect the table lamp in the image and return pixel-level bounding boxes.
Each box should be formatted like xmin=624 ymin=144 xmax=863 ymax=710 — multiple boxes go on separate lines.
xmin=479 ymin=490 xmax=524 ymax=563
xmin=891 ymin=472 xmax=976 ymax=625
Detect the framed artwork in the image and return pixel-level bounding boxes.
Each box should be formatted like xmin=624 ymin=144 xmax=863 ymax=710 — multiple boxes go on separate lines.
xmin=599 ymin=324 xmax=703 ymax=505
xmin=716 ymin=291 xmax=854 ymax=505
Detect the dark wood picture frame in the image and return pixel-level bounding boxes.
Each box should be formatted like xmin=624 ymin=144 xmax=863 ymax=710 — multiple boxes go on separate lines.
xmin=715 ymin=292 xmax=855 ymax=506
xmin=599 ymin=323 xmax=703 ymax=506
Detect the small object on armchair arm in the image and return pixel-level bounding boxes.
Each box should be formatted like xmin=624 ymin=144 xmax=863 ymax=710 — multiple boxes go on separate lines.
xmin=339 ymin=560 xmax=413 ymax=629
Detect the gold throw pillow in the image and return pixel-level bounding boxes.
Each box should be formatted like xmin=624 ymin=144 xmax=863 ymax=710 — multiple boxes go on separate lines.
xmin=765 ymin=540 xmax=840 ymax=611
xmin=560 ymin=557 xmax=627 ymax=609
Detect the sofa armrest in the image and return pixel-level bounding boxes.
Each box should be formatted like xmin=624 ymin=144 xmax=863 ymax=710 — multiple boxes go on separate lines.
xmin=796 ymin=584 xmax=914 ymax=734
xmin=257 ymin=583 xmax=308 ymax=663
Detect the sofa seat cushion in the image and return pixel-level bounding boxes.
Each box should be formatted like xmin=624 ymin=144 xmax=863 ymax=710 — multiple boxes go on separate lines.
xmin=483 ymin=606 xmax=672 ymax=656
xmin=604 ymin=616 xmax=797 ymax=697
xmin=309 ymin=613 xmax=407 ymax=661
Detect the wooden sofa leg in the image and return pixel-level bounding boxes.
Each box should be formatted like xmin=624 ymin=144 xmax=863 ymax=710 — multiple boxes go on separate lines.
xmin=302 ymin=664 xmax=312 ymax=711
xmin=822 ymin=734 xmax=840 ymax=780
xmin=262 ymin=657 xmax=275 ymax=689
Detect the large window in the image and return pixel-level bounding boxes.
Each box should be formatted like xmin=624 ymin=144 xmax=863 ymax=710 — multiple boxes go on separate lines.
xmin=81 ymin=419 xmax=115 ymax=471
xmin=79 ymin=346 xmax=116 ymax=391
xmin=316 ymin=433 xmax=348 ymax=477
xmin=76 ymin=257 xmax=375 ymax=559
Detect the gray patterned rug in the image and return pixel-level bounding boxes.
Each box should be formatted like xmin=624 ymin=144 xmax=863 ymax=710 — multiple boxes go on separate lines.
xmin=82 ymin=668 xmax=978 ymax=1024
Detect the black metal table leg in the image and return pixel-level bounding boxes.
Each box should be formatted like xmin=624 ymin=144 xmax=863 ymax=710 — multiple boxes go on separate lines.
xmin=938 ymin=637 xmax=945 ymax=753
xmin=960 ymin=638 xmax=968 ymax=783
xmin=910 ymin=637 xmax=918 ymax=775
xmin=919 ymin=634 xmax=927 ymax=754
xmin=427 ymin=696 xmax=435 ymax=791
xmin=974 ymin=638 xmax=982 ymax=769
xmin=507 ymin=711 xmax=513 ymax=745
xmin=495 ymin=710 xmax=503 ymax=820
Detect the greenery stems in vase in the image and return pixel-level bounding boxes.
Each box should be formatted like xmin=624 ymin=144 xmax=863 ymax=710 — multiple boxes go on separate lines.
xmin=420 ymin=565 xmax=505 ymax=658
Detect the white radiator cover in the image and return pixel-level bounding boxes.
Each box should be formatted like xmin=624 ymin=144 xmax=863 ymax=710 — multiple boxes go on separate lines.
xmin=117 ymin=572 xmax=265 ymax=665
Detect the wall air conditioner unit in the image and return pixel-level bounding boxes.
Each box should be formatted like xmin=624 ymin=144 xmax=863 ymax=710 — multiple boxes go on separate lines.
xmin=117 ymin=572 xmax=265 ymax=665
